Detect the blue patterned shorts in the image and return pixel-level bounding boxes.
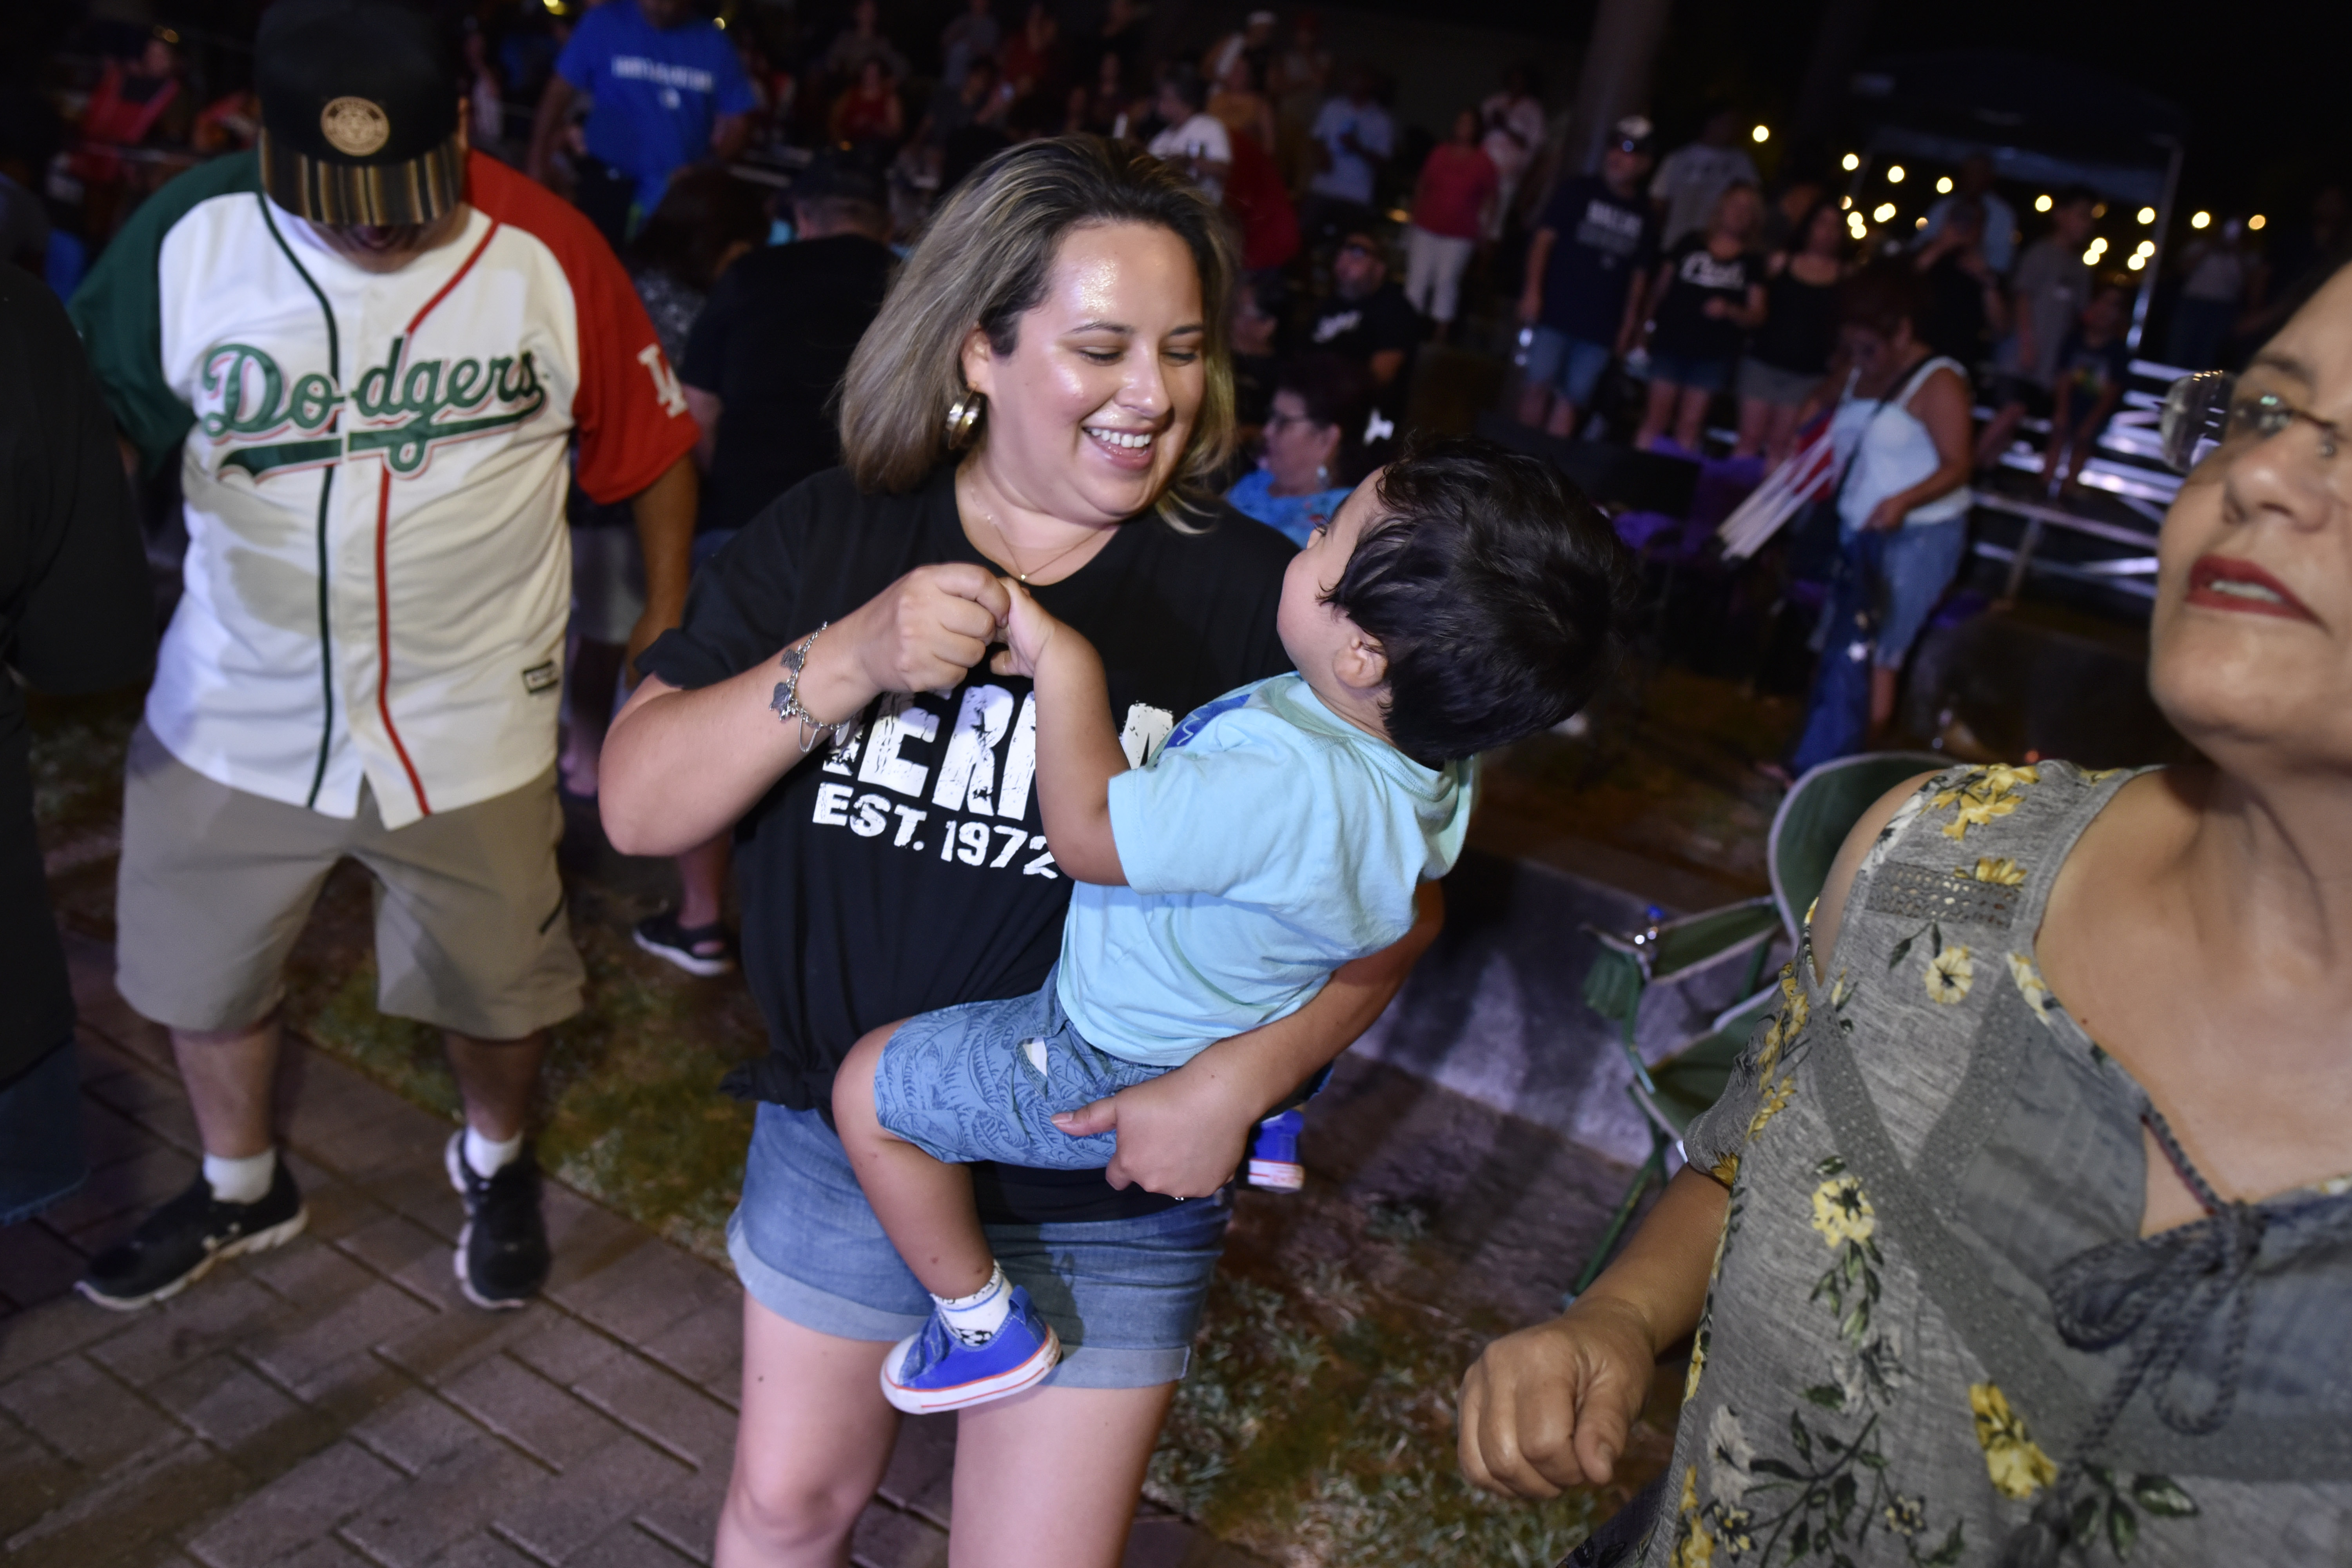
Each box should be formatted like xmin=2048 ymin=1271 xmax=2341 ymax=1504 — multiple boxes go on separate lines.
xmin=871 ymin=966 xmax=1169 ymax=1169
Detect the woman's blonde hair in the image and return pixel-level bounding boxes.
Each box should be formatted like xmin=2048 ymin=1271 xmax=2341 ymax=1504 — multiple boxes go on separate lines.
xmin=838 ymin=135 xmax=1238 ymax=517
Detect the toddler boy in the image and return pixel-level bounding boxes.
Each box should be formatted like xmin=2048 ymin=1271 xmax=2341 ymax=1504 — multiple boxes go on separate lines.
xmin=832 ymin=438 xmax=1632 ymax=1412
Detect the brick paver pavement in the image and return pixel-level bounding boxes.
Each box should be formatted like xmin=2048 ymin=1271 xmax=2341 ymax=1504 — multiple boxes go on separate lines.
xmin=0 ymin=935 xmax=1255 ymax=1568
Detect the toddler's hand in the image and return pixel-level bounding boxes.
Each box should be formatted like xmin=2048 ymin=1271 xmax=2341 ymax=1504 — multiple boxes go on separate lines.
xmin=989 ymin=576 xmax=1060 ymax=680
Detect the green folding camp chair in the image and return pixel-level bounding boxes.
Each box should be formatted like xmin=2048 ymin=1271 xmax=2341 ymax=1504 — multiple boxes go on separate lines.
xmin=1568 ymin=751 xmax=1947 ymax=1297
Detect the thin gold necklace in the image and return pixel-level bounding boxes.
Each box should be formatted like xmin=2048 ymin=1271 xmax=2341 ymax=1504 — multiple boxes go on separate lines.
xmin=980 ymin=507 xmax=1096 ymax=584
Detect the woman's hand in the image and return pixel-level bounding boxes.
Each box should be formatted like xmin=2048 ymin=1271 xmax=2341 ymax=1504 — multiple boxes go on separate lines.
xmin=1863 ymin=494 xmax=1909 ymax=532
xmin=988 ymin=575 xmax=1061 ymax=680
xmin=1051 ymin=1065 xmax=1257 ymax=1198
xmin=1459 ymin=1296 xmax=1657 ymax=1497
xmin=836 ymin=563 xmax=1011 ymax=699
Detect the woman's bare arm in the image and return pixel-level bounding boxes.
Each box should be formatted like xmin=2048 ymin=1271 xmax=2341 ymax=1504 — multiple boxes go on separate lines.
xmin=600 ymin=563 xmax=1010 ymax=856
xmin=1459 ymin=1165 xmax=1728 ymax=1498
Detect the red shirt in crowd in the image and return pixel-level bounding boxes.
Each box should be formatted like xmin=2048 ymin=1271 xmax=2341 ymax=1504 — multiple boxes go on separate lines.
xmin=1410 ymin=143 xmax=1499 ymax=241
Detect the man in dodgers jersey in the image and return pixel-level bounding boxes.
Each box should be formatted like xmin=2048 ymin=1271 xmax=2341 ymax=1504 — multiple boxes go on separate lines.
xmin=70 ymin=0 xmax=700 ymax=1312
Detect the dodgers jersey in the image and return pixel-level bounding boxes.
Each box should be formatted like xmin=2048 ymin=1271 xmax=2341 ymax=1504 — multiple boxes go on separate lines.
xmin=72 ymin=149 xmax=697 ymax=828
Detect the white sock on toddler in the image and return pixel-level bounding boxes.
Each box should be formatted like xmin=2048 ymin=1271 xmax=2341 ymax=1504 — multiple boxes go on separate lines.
xmin=202 ymin=1149 xmax=276 ymax=1205
xmin=933 ymin=1262 xmax=1014 ymax=1345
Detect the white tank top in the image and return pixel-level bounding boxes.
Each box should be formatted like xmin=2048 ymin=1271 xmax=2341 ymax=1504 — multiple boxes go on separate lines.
xmin=1833 ymin=355 xmax=1972 ymax=535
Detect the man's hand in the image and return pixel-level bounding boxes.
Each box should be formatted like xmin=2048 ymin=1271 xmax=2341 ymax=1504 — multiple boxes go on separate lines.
xmin=1458 ymin=1296 xmax=1655 ymax=1499
xmin=1051 ymin=1062 xmax=1258 ymax=1199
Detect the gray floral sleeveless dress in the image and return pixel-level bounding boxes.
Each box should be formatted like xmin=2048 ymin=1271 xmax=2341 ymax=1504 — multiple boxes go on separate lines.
xmin=1637 ymin=761 xmax=2352 ymax=1567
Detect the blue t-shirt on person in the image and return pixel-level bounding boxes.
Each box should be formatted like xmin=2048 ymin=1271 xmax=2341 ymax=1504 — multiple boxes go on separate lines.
xmin=1056 ymin=674 xmax=1474 ymax=1067
xmin=1224 ymin=470 xmax=1350 ymax=548
xmin=557 ymin=0 xmax=757 ymax=212
xmin=1536 ymin=175 xmax=1657 ymax=346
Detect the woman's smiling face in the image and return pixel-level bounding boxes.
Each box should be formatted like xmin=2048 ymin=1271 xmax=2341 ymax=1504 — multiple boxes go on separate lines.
xmin=962 ymin=221 xmax=1207 ymax=525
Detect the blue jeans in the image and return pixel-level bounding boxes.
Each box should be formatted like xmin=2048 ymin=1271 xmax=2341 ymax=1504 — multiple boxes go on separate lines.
xmin=1525 ymin=328 xmax=1615 ymax=408
xmin=0 ymin=1040 xmax=86 ymax=1226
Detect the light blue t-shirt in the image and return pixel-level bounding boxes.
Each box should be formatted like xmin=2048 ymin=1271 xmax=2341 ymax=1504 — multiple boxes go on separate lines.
xmin=1056 ymin=674 xmax=1474 ymax=1067
xmin=557 ymin=1 xmax=757 ymax=213
xmin=1224 ymin=469 xmax=1351 ymax=548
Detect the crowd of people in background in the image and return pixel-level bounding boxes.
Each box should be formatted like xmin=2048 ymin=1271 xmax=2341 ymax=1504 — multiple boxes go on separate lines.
xmin=14 ymin=0 xmax=2352 ymax=938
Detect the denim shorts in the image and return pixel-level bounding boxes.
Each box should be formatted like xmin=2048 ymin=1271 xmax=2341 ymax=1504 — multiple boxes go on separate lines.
xmin=1869 ymin=517 xmax=1970 ymax=667
xmin=728 ymin=1102 xmax=1232 ymax=1387
xmin=1524 ymin=327 xmax=1613 ymax=408
xmin=1647 ymin=349 xmax=1731 ymax=394
xmin=872 ymin=973 xmax=1167 ymax=1168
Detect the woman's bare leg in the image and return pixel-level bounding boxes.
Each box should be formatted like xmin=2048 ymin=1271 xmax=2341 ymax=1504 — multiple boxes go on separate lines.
xmin=1764 ymin=402 xmax=1804 ymax=467
xmin=1733 ymin=396 xmax=1772 ymax=458
xmin=947 ymin=1381 xmax=1178 ymax=1568
xmin=832 ymin=1025 xmax=995 ymax=1299
xmin=716 ymin=1298 xmax=900 ymax=1567
xmin=1673 ymin=385 xmax=1713 ymax=452
xmin=1633 ymin=378 xmax=1679 ymax=450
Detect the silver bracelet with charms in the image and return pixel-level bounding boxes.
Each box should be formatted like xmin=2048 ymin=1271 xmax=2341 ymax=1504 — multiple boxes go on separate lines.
xmin=770 ymin=622 xmax=853 ymax=754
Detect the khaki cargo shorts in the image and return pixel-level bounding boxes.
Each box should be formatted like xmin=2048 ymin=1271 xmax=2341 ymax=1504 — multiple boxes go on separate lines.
xmin=115 ymin=726 xmax=585 ymax=1039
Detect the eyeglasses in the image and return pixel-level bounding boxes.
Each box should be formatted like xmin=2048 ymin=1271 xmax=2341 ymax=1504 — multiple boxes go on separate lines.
xmin=2160 ymin=370 xmax=2345 ymax=475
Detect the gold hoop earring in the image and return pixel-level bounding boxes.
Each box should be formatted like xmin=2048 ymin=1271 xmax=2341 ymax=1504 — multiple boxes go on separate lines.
xmin=944 ymin=390 xmax=985 ymax=449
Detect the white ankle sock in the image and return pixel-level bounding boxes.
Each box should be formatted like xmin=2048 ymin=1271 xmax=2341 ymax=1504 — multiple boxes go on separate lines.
xmin=463 ymin=1128 xmax=524 ymax=1179
xmin=202 ymin=1149 xmax=276 ymax=1205
xmin=933 ymin=1263 xmax=1013 ymax=1346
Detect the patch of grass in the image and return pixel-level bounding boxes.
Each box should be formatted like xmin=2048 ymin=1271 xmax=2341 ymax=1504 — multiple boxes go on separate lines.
xmin=26 ymin=689 xmax=139 ymax=841
xmin=1150 ymin=1198 xmax=1670 ymax=1568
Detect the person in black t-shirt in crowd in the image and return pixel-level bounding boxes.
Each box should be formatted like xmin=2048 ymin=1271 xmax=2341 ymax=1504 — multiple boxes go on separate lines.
xmin=1910 ymin=196 xmax=2007 ymax=370
xmin=1631 ymin=181 xmax=1766 ymax=456
xmin=563 ymin=169 xmax=768 ymax=818
xmin=1516 ymin=114 xmax=1658 ymax=438
xmin=624 ymin=156 xmax=899 ymax=976
xmin=2041 ymin=282 xmax=2133 ymax=498
xmin=1734 ymin=195 xmax=1848 ymax=465
xmin=601 ymin=138 xmax=1439 ymax=1567
xmin=0 ymin=265 xmax=157 ymax=1229
xmin=1307 ymin=230 xmax=1419 ymax=435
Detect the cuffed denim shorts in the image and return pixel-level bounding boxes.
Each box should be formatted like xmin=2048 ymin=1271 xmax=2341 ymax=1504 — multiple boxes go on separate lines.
xmin=1647 ymin=349 xmax=1731 ymax=394
xmin=871 ymin=973 xmax=1168 ymax=1168
xmin=728 ymin=1101 xmax=1232 ymax=1388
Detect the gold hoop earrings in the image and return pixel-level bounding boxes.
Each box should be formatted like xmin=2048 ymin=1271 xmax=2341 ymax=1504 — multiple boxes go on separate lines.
xmin=944 ymin=390 xmax=985 ymax=450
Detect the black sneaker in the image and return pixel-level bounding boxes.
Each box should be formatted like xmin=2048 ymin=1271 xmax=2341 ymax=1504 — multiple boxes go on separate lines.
xmin=632 ymin=910 xmax=737 ymax=977
xmin=78 ymin=1160 xmax=307 ymax=1310
xmin=444 ymin=1134 xmax=549 ymax=1310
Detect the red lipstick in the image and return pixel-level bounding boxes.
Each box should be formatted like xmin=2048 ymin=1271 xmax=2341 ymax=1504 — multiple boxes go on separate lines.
xmin=2184 ymin=555 xmax=2319 ymax=623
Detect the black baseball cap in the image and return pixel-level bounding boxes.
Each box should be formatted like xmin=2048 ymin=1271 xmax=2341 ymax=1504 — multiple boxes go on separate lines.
xmin=256 ymin=0 xmax=463 ymax=227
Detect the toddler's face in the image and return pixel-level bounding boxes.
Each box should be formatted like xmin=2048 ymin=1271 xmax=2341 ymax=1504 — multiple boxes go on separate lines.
xmin=1277 ymin=469 xmax=1387 ymax=695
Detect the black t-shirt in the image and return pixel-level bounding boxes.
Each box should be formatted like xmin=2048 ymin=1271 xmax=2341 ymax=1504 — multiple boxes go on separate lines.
xmin=0 ymin=264 xmax=156 ymax=1083
xmin=1305 ymin=281 xmax=1419 ymax=421
xmin=1648 ymin=234 xmax=1759 ymax=363
xmin=637 ymin=465 xmax=1298 ymax=1221
xmin=1536 ymin=175 xmax=1657 ymax=344
xmin=679 ymin=235 xmax=896 ymax=535
xmin=1918 ymin=253 xmax=1990 ymax=367
xmin=1750 ymin=266 xmax=1841 ymax=374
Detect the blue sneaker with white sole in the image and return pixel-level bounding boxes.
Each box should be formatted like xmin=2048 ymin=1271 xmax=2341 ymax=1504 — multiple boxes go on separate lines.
xmin=1247 ymin=1108 xmax=1305 ymax=1191
xmin=880 ymin=1284 xmax=1062 ymax=1414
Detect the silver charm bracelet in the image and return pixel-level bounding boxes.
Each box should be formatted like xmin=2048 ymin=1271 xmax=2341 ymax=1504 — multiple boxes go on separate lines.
xmin=770 ymin=622 xmax=853 ymax=754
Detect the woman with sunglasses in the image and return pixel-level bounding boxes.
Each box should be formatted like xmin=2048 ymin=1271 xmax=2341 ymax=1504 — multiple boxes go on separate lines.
xmin=1459 ymin=268 xmax=2352 ymax=1562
